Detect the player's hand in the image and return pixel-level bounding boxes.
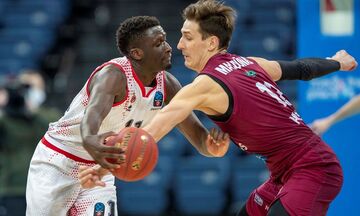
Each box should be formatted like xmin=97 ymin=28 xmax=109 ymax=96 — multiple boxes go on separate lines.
xmin=82 ymin=131 xmax=126 ymax=169
xmin=329 ymin=50 xmax=358 ymax=71
xmin=205 ymin=128 xmax=230 ymax=157
xmin=78 ymin=165 xmax=110 ymax=189
xmin=310 ymin=117 xmax=334 ymax=135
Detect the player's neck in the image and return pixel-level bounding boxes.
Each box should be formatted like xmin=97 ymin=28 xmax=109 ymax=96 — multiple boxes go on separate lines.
xmin=196 ymin=49 xmax=227 ymax=73
xmin=130 ymin=60 xmax=158 ymax=86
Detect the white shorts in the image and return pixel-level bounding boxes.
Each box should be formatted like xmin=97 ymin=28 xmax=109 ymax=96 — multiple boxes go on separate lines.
xmin=26 ymin=141 xmax=117 ymax=216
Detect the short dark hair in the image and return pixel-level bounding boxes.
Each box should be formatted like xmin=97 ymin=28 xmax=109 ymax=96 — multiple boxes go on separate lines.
xmin=182 ymin=0 xmax=236 ymax=50
xmin=116 ymin=16 xmax=160 ymax=56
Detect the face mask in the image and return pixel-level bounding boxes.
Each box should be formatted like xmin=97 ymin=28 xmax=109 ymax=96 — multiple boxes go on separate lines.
xmin=26 ymin=87 xmax=46 ymax=110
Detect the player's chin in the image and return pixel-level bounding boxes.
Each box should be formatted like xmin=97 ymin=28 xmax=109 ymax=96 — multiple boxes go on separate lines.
xmin=184 ymin=61 xmax=192 ymax=70
xmin=164 ymin=62 xmax=172 ymax=70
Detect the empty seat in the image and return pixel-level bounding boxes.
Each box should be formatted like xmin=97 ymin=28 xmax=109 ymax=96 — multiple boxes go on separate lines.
xmin=0 ymin=59 xmax=37 ymax=75
xmin=116 ymin=156 xmax=174 ymax=215
xmin=0 ymin=28 xmax=56 ymax=52
xmin=0 ymin=42 xmax=43 ymax=63
xmin=175 ymin=190 xmax=227 ymax=215
xmin=230 ymin=156 xmax=269 ymax=205
xmin=157 ymin=129 xmax=187 ymax=158
xmin=174 ymin=156 xmax=231 ymax=215
xmin=3 ymin=12 xmax=59 ymax=29
xmin=7 ymin=0 xmax=70 ymax=25
xmin=250 ymin=9 xmax=294 ymax=26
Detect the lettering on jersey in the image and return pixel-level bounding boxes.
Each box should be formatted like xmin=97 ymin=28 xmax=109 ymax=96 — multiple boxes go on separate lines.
xmin=238 ymin=142 xmax=248 ymax=151
xmin=215 ymin=57 xmax=253 ymax=75
xmin=125 ymin=119 xmax=143 ymax=128
xmin=289 ymin=111 xmax=302 ymax=125
xmin=256 ymin=81 xmax=304 ymax=125
xmin=93 ymin=202 xmax=105 ymax=216
xmin=255 ymin=154 xmax=267 ymax=162
xmin=256 ymin=81 xmax=292 ymax=107
xmin=153 ymin=91 xmax=163 ymax=108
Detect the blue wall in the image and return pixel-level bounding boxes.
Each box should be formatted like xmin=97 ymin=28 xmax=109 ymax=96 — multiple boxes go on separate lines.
xmin=297 ymin=0 xmax=360 ymax=215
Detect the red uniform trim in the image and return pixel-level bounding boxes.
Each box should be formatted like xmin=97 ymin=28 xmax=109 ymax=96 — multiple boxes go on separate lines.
xmin=41 ymin=137 xmax=96 ymax=164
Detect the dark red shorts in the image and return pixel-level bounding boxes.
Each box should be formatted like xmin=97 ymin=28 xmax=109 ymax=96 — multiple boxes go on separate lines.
xmin=246 ymin=144 xmax=343 ymax=216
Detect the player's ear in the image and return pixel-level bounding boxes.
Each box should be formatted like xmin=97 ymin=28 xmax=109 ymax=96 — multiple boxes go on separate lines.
xmin=129 ymin=48 xmax=144 ymax=60
xmin=208 ymin=35 xmax=220 ymax=52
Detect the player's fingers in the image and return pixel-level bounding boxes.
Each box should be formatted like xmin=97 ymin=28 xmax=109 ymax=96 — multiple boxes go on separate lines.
xmin=101 ymin=132 xmax=118 ymax=143
xmin=78 ymin=165 xmax=90 ymax=173
xmin=78 ymin=166 xmax=96 ymax=178
xmin=211 ymin=128 xmax=220 ymax=141
xmin=206 ymin=134 xmax=211 ymax=142
xmin=94 ymin=180 xmax=106 ymax=187
xmin=206 ymin=134 xmax=217 ymax=147
xmin=102 ymin=145 xmax=126 ymax=154
xmin=221 ymin=132 xmax=230 ymax=141
xmin=102 ymin=131 xmax=118 ymax=138
xmin=209 ymin=128 xmax=215 ymax=138
xmin=100 ymin=152 xmax=126 ymax=162
xmin=217 ymin=131 xmax=228 ymax=141
xmin=206 ymin=134 xmax=213 ymax=143
xmin=350 ymin=59 xmax=358 ymax=70
xmin=79 ymin=173 xmax=93 ymax=185
xmin=98 ymin=159 xmax=122 ymax=170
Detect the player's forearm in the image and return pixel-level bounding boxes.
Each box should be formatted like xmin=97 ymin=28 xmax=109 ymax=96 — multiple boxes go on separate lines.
xmin=278 ymin=58 xmax=340 ymax=81
xmin=80 ymin=109 xmax=105 ymax=139
xmin=330 ymin=95 xmax=360 ymax=124
xmin=176 ymin=115 xmax=213 ymax=157
xmin=144 ymin=103 xmax=192 ymax=142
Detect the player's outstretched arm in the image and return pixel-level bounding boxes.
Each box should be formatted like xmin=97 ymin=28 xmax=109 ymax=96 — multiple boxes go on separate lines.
xmin=162 ymin=72 xmax=230 ymax=157
xmin=250 ymin=49 xmax=357 ymax=81
xmin=144 ymin=76 xmax=202 ymax=139
xmin=311 ymin=94 xmax=360 ymax=135
xmin=80 ymin=64 xmax=126 ymax=169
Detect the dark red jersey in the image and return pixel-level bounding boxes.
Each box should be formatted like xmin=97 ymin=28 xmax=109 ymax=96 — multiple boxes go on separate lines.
xmin=200 ymin=53 xmax=339 ymax=180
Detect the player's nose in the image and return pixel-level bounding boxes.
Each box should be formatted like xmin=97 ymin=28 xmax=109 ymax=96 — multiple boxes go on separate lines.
xmin=165 ymin=41 xmax=172 ymax=53
xmin=177 ymin=37 xmax=185 ymax=50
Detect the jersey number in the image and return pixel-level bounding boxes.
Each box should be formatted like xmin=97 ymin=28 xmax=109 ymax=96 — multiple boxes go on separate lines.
xmin=256 ymin=81 xmax=302 ymax=124
xmin=256 ymin=81 xmax=291 ymax=107
xmin=125 ymin=119 xmax=143 ymax=128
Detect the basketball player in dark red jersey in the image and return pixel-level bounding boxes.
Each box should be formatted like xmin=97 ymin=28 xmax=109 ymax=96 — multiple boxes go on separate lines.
xmin=140 ymin=1 xmax=357 ymax=216
xmin=78 ymin=1 xmax=357 ymax=215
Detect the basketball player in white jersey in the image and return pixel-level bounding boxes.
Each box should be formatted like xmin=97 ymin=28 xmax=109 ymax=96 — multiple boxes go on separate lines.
xmin=26 ymin=16 xmax=229 ymax=216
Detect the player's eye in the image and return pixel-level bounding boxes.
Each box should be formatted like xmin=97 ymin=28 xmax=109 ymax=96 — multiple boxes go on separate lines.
xmin=156 ymin=41 xmax=165 ymax=47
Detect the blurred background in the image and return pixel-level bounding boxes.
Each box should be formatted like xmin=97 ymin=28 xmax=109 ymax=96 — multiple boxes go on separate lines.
xmin=0 ymin=0 xmax=358 ymax=215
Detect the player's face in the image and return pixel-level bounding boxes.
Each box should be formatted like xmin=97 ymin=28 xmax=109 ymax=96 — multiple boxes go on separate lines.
xmin=141 ymin=26 xmax=172 ymax=71
xmin=177 ymin=20 xmax=211 ymax=72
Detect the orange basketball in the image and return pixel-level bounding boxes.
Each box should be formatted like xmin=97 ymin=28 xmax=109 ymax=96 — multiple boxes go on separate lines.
xmin=105 ymin=127 xmax=158 ymax=182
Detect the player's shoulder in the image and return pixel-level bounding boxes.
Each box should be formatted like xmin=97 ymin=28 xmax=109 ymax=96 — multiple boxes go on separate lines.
xmin=195 ymin=73 xmax=218 ymax=86
xmin=95 ymin=64 xmax=127 ymax=82
xmin=163 ymin=71 xmax=181 ymax=87
xmin=163 ymin=71 xmax=182 ymax=103
xmin=88 ymin=63 xmax=127 ymax=95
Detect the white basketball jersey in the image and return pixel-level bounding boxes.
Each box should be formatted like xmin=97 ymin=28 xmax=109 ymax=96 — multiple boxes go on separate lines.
xmin=46 ymin=57 xmax=166 ymax=161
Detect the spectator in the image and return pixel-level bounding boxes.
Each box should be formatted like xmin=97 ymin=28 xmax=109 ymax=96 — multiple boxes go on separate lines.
xmin=311 ymin=94 xmax=360 ymax=135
